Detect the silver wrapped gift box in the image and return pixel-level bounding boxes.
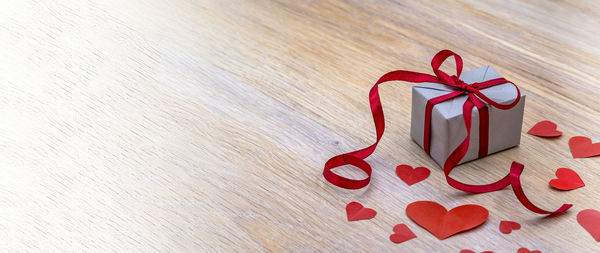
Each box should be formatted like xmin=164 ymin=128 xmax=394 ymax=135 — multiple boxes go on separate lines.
xmin=410 ymin=66 xmax=526 ymax=167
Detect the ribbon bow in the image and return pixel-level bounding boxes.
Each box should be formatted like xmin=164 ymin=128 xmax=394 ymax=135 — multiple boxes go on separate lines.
xmin=323 ymin=50 xmax=571 ymax=215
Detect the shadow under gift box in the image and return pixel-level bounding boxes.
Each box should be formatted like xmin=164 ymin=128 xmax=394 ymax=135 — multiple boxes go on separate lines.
xmin=410 ymin=66 xmax=526 ymax=167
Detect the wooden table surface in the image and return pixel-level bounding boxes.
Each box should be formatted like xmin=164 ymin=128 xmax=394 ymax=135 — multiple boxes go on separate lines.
xmin=1 ymin=0 xmax=600 ymax=252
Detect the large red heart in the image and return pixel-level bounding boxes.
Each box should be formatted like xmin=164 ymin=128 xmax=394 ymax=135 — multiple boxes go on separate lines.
xmin=389 ymin=224 xmax=416 ymax=243
xmin=396 ymin=164 xmax=430 ymax=186
xmin=499 ymin=220 xmax=521 ymax=234
xmin=527 ymin=120 xmax=562 ymax=137
xmin=518 ymin=248 xmax=541 ymax=253
xmin=406 ymin=201 xmax=488 ymax=240
xmin=549 ymin=168 xmax=584 ymax=190
xmin=346 ymin=202 xmax=376 ymax=221
xmin=577 ymin=209 xmax=600 ymax=242
xmin=569 ymin=136 xmax=600 ymax=158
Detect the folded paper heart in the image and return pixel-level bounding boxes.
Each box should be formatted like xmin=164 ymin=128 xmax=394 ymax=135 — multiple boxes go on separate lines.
xmin=346 ymin=202 xmax=376 ymax=221
xmin=389 ymin=224 xmax=417 ymax=243
xmin=518 ymin=248 xmax=541 ymax=253
xmin=499 ymin=220 xmax=521 ymax=234
xmin=527 ymin=120 xmax=562 ymax=137
xmin=577 ymin=209 xmax=600 ymax=242
xmin=396 ymin=164 xmax=430 ymax=186
xmin=406 ymin=201 xmax=488 ymax=240
xmin=549 ymin=168 xmax=584 ymax=191
xmin=569 ymin=136 xmax=600 ymax=158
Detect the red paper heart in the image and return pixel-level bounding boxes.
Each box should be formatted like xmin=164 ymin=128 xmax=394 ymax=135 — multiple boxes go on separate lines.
xmin=389 ymin=224 xmax=416 ymax=243
xmin=577 ymin=209 xmax=600 ymax=242
xmin=549 ymin=168 xmax=584 ymax=190
xmin=499 ymin=220 xmax=521 ymax=234
xmin=569 ymin=136 xmax=600 ymax=158
xmin=518 ymin=248 xmax=541 ymax=253
xmin=346 ymin=202 xmax=376 ymax=221
xmin=396 ymin=164 xmax=430 ymax=186
xmin=406 ymin=201 xmax=488 ymax=240
xmin=527 ymin=120 xmax=562 ymax=137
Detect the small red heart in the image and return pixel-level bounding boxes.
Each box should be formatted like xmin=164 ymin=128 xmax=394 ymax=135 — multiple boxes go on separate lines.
xmin=498 ymin=220 xmax=521 ymax=234
xmin=346 ymin=202 xmax=376 ymax=221
xmin=406 ymin=201 xmax=488 ymax=240
xmin=396 ymin=164 xmax=430 ymax=186
xmin=527 ymin=120 xmax=562 ymax=137
xmin=389 ymin=224 xmax=416 ymax=243
xmin=549 ymin=168 xmax=584 ymax=190
xmin=577 ymin=209 xmax=600 ymax=242
xmin=569 ymin=136 xmax=600 ymax=158
xmin=518 ymin=248 xmax=541 ymax=253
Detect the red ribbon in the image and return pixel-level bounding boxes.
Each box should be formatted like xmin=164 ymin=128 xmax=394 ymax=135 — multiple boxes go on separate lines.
xmin=323 ymin=50 xmax=572 ymax=215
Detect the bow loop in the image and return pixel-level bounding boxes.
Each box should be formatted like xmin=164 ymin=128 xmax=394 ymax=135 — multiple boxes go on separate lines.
xmin=431 ymin=50 xmax=463 ymax=86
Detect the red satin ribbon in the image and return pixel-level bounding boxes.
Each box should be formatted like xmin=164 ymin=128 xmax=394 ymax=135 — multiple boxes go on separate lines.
xmin=323 ymin=50 xmax=572 ymax=215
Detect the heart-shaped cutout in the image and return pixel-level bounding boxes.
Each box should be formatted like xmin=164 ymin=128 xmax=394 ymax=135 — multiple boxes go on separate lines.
xmin=527 ymin=120 xmax=562 ymax=137
xmin=346 ymin=202 xmax=376 ymax=221
xmin=518 ymin=248 xmax=541 ymax=253
xmin=396 ymin=164 xmax=430 ymax=186
xmin=577 ymin=209 xmax=600 ymax=242
xmin=389 ymin=224 xmax=416 ymax=243
xmin=569 ymin=136 xmax=600 ymax=158
xmin=549 ymin=168 xmax=584 ymax=190
xmin=499 ymin=220 xmax=521 ymax=234
xmin=406 ymin=201 xmax=488 ymax=240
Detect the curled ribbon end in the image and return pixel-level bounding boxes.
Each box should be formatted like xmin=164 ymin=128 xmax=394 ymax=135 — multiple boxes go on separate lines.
xmin=323 ymin=154 xmax=372 ymax=190
xmin=509 ymin=161 xmax=573 ymax=215
xmin=548 ymin=204 xmax=573 ymax=216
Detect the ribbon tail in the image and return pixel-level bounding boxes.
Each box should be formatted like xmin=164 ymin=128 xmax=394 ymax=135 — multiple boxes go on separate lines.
xmin=508 ymin=161 xmax=573 ymax=215
xmin=323 ymin=70 xmax=439 ymax=190
xmin=443 ymin=97 xmax=572 ymax=214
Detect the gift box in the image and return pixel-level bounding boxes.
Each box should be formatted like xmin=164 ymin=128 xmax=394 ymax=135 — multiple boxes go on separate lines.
xmin=410 ymin=66 xmax=526 ymax=167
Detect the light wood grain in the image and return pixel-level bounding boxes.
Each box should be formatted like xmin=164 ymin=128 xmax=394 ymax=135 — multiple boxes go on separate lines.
xmin=1 ymin=0 xmax=600 ymax=251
